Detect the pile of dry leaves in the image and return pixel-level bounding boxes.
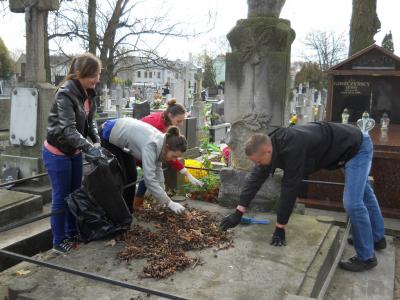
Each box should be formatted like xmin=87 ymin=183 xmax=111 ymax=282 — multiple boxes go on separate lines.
xmin=117 ymin=205 xmax=234 ymax=279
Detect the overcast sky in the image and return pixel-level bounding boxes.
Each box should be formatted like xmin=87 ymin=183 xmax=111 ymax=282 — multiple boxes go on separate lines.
xmin=1 ymin=0 xmax=399 ymax=62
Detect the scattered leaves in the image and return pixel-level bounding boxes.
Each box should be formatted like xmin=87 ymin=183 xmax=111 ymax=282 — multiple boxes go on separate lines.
xmin=105 ymin=239 xmax=117 ymax=247
xmin=118 ymin=205 xmax=234 ymax=279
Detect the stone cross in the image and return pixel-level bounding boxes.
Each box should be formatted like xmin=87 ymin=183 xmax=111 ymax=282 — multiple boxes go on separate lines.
xmin=9 ymin=0 xmax=60 ymax=83
xmin=247 ymin=0 xmax=286 ymax=18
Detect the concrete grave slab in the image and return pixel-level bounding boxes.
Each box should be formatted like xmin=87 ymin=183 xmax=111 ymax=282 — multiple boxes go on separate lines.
xmin=2 ymin=202 xmax=339 ymax=300
xmin=0 ymin=190 xmax=42 ymax=227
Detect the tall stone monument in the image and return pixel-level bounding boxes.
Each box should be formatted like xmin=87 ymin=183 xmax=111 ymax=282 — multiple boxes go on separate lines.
xmin=224 ymin=0 xmax=295 ymax=170
xmin=219 ymin=0 xmax=295 ymax=209
xmin=1 ymin=0 xmax=59 ymax=178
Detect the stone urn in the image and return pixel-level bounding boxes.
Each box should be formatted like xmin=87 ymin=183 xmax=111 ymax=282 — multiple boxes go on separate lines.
xmin=247 ymin=0 xmax=286 ymax=18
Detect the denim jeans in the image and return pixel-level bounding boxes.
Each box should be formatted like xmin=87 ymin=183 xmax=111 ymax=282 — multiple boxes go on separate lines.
xmin=344 ymin=133 xmax=385 ymax=260
xmin=136 ymin=180 xmax=147 ymax=197
xmin=42 ymin=146 xmax=83 ymax=246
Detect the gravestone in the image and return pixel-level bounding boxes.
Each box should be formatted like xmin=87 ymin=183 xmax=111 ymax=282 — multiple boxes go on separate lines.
xmin=219 ymin=0 xmax=295 ymax=208
xmin=191 ymin=68 xmax=205 ymax=144
xmin=132 ymin=100 xmax=150 ymax=119
xmin=0 ymin=95 xmax=11 ymax=131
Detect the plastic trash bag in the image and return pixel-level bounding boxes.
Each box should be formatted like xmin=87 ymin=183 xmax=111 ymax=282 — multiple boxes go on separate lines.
xmin=83 ymin=156 xmax=132 ymax=226
xmin=66 ymin=188 xmax=129 ymax=243
xmin=66 ymin=154 xmax=132 ymax=243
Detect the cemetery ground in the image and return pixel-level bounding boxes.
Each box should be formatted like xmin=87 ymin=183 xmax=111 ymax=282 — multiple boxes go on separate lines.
xmin=0 ymin=199 xmax=397 ymax=300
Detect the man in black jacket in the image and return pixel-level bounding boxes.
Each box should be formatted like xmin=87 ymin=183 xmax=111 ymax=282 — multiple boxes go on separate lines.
xmin=220 ymin=122 xmax=385 ymax=272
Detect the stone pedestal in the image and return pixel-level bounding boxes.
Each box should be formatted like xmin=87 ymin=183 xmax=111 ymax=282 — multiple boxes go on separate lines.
xmin=4 ymin=1 xmax=59 ymax=179
xmin=1 ymin=83 xmax=56 ymax=178
xmin=228 ymin=112 xmax=272 ymax=170
xmin=218 ymin=167 xmax=282 ymax=211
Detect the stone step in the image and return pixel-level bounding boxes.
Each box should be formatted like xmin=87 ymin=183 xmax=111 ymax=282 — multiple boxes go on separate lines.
xmin=11 ymin=182 xmax=52 ymax=204
xmin=326 ymin=233 xmax=395 ymax=300
xmin=297 ymin=224 xmax=340 ymax=297
xmin=0 ymin=189 xmax=43 ymax=227
xmin=0 ymin=202 xmax=51 ymax=273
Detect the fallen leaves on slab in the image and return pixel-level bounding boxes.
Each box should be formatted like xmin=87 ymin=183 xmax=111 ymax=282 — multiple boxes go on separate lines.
xmin=117 ymin=205 xmax=234 ymax=279
xmin=105 ymin=239 xmax=117 ymax=247
xmin=15 ymin=269 xmax=31 ymax=276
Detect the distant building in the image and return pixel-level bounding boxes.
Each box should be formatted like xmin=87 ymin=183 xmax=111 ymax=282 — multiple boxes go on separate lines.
xmin=116 ymin=56 xmax=198 ymax=107
xmin=15 ymin=53 xmax=197 ymax=107
xmin=15 ymin=54 xmax=71 ymax=85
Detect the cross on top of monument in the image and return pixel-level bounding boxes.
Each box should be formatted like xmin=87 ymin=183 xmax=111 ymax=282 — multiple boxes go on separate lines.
xmin=9 ymin=0 xmax=60 ymax=84
xmin=247 ymin=0 xmax=286 ymax=18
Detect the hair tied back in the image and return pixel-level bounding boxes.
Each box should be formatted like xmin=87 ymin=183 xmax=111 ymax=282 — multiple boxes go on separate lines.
xmin=167 ymin=126 xmax=180 ymax=137
xmin=167 ymin=98 xmax=177 ymax=106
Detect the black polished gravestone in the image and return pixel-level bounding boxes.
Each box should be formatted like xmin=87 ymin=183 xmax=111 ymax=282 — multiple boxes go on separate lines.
xmin=132 ymin=100 xmax=150 ymax=119
xmin=330 ymin=76 xmax=400 ymax=123
xmin=326 ymin=44 xmax=400 ymax=124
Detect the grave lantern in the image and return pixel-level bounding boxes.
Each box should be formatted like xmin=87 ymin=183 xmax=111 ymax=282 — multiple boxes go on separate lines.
xmin=357 ymin=111 xmax=375 ymax=133
xmin=381 ymin=112 xmax=390 ymax=130
xmin=341 ymin=108 xmax=349 ymax=124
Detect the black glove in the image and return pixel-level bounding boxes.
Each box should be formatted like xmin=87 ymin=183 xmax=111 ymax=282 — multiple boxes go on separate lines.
xmin=85 ymin=146 xmax=103 ymax=163
xmin=220 ymin=210 xmax=243 ymax=231
xmin=271 ymin=227 xmax=286 ymax=246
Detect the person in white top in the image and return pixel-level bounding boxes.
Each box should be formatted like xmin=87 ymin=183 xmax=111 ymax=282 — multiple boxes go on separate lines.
xmin=101 ymin=118 xmax=187 ymax=214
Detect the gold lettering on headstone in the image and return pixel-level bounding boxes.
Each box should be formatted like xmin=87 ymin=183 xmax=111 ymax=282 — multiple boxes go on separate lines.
xmin=333 ymin=80 xmax=370 ymax=95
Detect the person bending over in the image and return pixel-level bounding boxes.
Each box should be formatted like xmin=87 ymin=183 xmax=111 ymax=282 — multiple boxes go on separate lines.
xmin=134 ymin=98 xmax=203 ymax=210
xmin=220 ymin=121 xmax=385 ymax=272
xmin=100 ymin=118 xmax=186 ymax=214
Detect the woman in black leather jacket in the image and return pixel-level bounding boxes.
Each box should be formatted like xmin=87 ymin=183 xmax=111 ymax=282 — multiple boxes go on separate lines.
xmin=42 ymin=53 xmax=103 ymax=253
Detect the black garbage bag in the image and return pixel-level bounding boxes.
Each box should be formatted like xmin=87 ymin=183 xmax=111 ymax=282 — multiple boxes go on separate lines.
xmin=66 ymin=188 xmax=129 ymax=243
xmin=83 ymin=156 xmax=132 ymax=226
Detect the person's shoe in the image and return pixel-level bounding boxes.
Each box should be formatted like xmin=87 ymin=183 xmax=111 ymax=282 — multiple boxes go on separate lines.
xmin=347 ymin=236 xmax=387 ymax=250
xmin=133 ymin=196 xmax=144 ymax=211
xmin=339 ymin=255 xmax=377 ymax=272
xmin=52 ymin=239 xmax=73 ymax=254
xmin=68 ymin=234 xmax=82 ymax=248
xmin=374 ymin=237 xmax=387 ymax=250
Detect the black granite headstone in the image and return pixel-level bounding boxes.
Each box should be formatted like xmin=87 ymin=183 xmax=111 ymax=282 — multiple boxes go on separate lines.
xmin=132 ymin=100 xmax=150 ymax=119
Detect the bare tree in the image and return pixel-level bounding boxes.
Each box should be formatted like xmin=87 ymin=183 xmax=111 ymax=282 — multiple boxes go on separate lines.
xmin=303 ymin=30 xmax=347 ymax=71
xmin=0 ymin=2 xmax=8 ymax=16
xmin=47 ymin=0 xmax=215 ymax=88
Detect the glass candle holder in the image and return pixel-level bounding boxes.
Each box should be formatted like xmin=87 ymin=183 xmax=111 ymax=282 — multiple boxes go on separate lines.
xmin=341 ymin=108 xmax=349 ymax=124
xmin=380 ymin=112 xmax=390 ymax=130
xmin=357 ymin=111 xmax=375 ymax=133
